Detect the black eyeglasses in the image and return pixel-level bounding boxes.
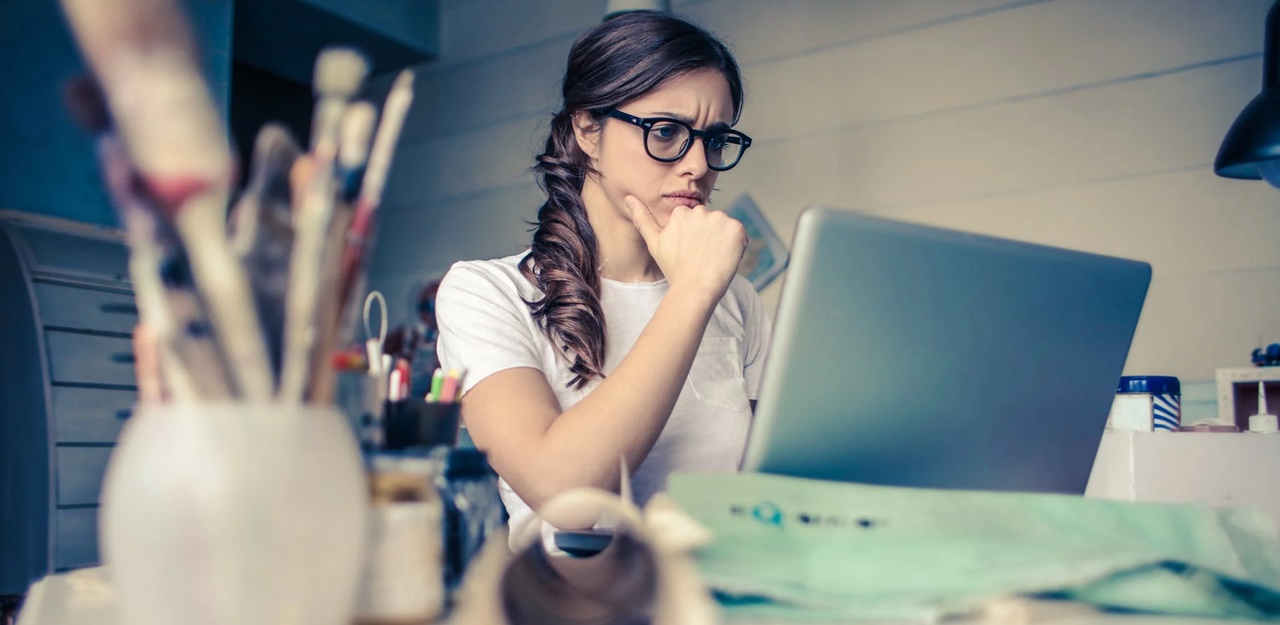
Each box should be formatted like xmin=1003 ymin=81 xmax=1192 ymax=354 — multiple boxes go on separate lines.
xmin=604 ymin=108 xmax=752 ymax=171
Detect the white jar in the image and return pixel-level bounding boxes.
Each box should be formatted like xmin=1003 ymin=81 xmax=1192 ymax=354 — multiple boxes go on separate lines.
xmin=100 ymin=403 xmax=369 ymax=625
xmin=354 ymin=457 xmax=446 ymax=624
xmin=1107 ymin=376 xmax=1181 ymax=432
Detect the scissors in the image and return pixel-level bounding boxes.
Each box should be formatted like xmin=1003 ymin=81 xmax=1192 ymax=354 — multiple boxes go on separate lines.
xmin=363 ymin=290 xmax=387 ymax=375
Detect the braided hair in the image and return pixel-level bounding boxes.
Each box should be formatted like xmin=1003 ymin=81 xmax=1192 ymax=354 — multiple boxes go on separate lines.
xmin=519 ymin=11 xmax=744 ymax=389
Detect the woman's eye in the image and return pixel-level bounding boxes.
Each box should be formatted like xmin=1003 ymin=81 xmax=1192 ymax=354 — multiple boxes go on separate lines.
xmin=652 ymin=124 xmax=681 ymax=142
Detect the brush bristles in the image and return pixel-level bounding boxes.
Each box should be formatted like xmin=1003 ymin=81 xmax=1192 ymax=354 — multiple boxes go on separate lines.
xmin=63 ymin=75 xmax=111 ymax=134
xmin=314 ymin=47 xmax=369 ymax=97
xmin=338 ymin=102 xmax=376 ymax=169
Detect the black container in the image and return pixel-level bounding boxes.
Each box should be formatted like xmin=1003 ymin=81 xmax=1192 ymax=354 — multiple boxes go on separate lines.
xmin=383 ymin=399 xmax=461 ymax=450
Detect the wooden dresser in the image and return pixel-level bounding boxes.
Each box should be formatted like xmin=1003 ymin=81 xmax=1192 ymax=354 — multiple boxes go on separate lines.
xmin=0 ymin=210 xmax=137 ymax=596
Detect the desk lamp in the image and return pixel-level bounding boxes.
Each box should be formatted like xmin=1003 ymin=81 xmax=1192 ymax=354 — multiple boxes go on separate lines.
xmin=1216 ymin=0 xmax=1280 ymax=435
xmin=1215 ymin=0 xmax=1280 ymax=186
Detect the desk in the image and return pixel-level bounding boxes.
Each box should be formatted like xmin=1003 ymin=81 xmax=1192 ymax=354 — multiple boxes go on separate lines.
xmin=1086 ymin=431 xmax=1280 ymax=531
xmin=16 ymin=432 xmax=1279 ymax=625
xmin=13 ymin=568 xmax=1262 ymax=625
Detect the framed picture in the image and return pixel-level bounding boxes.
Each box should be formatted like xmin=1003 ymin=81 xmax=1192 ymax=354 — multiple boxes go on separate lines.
xmin=722 ymin=194 xmax=789 ymax=291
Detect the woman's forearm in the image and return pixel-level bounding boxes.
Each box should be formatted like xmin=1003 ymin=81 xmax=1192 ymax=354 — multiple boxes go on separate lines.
xmin=520 ymin=283 xmax=719 ymax=506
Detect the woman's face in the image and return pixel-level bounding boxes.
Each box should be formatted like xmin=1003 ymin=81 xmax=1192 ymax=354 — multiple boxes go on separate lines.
xmin=577 ymin=69 xmax=736 ymax=228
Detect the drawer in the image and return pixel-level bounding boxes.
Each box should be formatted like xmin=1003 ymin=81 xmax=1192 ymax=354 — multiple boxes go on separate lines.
xmin=55 ymin=508 xmax=100 ymax=570
xmin=57 ymin=446 xmax=114 ymax=506
xmin=35 ymin=282 xmax=137 ymax=334
xmin=11 ymin=224 xmax=129 ymax=284
xmin=54 ymin=387 xmax=136 ymax=443
xmin=45 ymin=330 xmax=136 ymax=386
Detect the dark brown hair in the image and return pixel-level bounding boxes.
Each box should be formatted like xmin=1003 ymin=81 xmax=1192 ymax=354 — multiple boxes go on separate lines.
xmin=520 ymin=11 xmax=745 ymax=389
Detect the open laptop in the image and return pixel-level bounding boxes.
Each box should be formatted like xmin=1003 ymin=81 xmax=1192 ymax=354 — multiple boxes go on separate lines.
xmin=739 ymin=207 xmax=1151 ymax=494
xmin=556 ymin=207 xmax=1150 ymax=556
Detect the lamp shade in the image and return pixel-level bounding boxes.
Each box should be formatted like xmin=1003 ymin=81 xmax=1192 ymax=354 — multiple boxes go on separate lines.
xmin=1215 ymin=0 xmax=1280 ymax=185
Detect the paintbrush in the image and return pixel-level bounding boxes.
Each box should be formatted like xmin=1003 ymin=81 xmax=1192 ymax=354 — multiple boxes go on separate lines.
xmin=279 ymin=47 xmax=369 ymax=404
xmin=306 ymin=102 xmax=377 ymax=403
xmin=337 ymin=102 xmax=377 ymax=202
xmin=60 ymin=0 xmax=274 ymax=401
xmin=227 ymin=123 xmax=302 ymax=379
xmin=335 ymin=70 xmax=416 ymax=347
xmin=63 ymin=75 xmax=233 ymax=402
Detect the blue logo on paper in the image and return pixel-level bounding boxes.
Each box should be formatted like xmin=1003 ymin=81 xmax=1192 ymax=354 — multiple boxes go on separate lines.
xmin=730 ymin=501 xmax=881 ymax=531
xmin=751 ymin=501 xmax=783 ymax=527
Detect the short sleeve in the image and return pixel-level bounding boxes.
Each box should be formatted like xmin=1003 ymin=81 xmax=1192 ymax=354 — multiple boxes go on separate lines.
xmin=435 ymin=263 xmax=544 ymax=396
xmin=741 ymin=283 xmax=772 ymax=400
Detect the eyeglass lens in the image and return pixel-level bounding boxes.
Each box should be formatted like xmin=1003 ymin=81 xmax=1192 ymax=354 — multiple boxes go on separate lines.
xmin=646 ymin=121 xmax=745 ymax=169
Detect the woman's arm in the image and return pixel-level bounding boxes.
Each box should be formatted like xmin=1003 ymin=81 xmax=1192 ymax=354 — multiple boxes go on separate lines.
xmin=461 ymin=281 xmax=719 ymax=510
xmin=457 ymin=197 xmax=745 ymax=512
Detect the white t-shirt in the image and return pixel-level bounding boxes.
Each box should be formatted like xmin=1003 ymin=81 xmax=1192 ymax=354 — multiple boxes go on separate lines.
xmin=434 ymin=251 xmax=771 ymax=541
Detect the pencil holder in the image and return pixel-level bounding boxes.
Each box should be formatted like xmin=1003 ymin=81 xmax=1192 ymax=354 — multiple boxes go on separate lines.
xmin=384 ymin=399 xmax=462 ymax=450
xmin=99 ymin=402 xmax=369 ymax=625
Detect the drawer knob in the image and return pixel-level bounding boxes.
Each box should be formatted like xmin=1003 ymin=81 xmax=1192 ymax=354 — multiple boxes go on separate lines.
xmin=111 ymin=352 xmax=136 ymax=364
xmin=100 ymin=303 xmax=139 ymax=316
xmin=116 ymin=409 xmax=132 ymax=420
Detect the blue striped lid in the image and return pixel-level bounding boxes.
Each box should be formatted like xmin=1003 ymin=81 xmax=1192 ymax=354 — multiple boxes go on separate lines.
xmin=1117 ymin=375 xmax=1180 ymax=395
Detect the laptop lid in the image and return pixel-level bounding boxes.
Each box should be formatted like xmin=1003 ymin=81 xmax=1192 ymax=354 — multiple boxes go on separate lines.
xmin=740 ymin=207 xmax=1151 ymax=494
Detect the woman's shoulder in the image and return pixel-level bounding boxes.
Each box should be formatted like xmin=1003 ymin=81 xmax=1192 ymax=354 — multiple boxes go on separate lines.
xmin=439 ymin=251 xmax=541 ymax=303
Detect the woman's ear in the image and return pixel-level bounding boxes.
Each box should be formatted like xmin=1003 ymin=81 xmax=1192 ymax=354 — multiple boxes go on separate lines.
xmin=571 ymin=110 xmax=602 ymax=160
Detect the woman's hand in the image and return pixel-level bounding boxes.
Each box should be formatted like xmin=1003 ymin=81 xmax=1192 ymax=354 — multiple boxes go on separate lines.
xmin=624 ymin=195 xmax=747 ymax=301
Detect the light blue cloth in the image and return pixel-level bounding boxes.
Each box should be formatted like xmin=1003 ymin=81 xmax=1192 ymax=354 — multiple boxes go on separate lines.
xmin=666 ymin=472 xmax=1280 ymax=622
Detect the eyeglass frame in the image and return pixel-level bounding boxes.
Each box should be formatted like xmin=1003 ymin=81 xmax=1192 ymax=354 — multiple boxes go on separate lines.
xmin=602 ymin=108 xmax=753 ymax=171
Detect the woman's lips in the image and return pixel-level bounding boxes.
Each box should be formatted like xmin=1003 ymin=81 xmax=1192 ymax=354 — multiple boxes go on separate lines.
xmin=665 ymin=195 xmax=702 ymax=208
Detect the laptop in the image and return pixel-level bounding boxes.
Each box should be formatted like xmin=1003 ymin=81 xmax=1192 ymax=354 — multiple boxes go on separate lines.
xmin=739 ymin=207 xmax=1151 ymax=494
xmin=555 ymin=207 xmax=1151 ymax=556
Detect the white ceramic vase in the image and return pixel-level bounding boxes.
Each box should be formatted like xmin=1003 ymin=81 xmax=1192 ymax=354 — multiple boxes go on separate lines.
xmin=99 ymin=403 xmax=368 ymax=625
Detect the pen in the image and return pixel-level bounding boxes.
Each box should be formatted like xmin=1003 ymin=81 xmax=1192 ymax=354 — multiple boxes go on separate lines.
xmin=388 ymin=368 xmax=403 ymax=402
xmin=394 ymin=358 xmax=411 ymax=401
xmin=439 ymin=369 xmax=460 ymax=404
xmin=428 ymin=368 xmax=444 ymax=403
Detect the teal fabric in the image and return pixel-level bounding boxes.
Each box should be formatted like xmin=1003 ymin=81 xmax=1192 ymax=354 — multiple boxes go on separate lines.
xmin=666 ymin=472 xmax=1280 ymax=622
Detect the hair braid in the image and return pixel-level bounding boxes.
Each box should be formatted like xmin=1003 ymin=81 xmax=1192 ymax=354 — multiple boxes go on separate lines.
xmin=520 ymin=112 xmax=606 ymax=389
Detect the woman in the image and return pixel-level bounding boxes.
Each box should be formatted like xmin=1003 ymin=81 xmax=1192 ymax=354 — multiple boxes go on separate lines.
xmin=435 ymin=11 xmax=770 ymax=541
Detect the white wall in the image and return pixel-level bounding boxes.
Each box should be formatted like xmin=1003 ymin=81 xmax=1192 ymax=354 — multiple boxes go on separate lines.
xmin=368 ymin=0 xmax=1278 ymax=387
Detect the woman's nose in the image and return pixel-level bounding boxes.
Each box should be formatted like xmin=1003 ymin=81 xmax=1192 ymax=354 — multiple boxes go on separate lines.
xmin=674 ymin=139 xmax=710 ymax=178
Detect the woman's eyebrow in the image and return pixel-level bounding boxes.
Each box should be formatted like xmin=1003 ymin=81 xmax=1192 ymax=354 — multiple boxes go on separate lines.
xmin=651 ymin=111 xmax=733 ymax=131
xmin=651 ymin=110 xmax=697 ymax=124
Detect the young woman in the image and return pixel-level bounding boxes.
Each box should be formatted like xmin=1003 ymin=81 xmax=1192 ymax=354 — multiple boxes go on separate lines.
xmin=435 ymin=11 xmax=770 ymax=540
